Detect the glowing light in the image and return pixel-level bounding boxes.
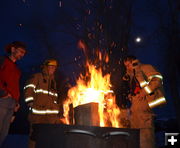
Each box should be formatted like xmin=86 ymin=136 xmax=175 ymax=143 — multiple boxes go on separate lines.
xmin=135 ymin=37 xmax=141 ymax=43
xmin=59 ymin=1 xmax=62 ymax=7
xmin=63 ymin=51 xmax=121 ymax=128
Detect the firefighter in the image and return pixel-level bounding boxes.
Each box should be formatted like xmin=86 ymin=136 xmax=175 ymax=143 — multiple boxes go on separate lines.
xmin=123 ymin=55 xmax=166 ymax=148
xmin=24 ymin=59 xmax=61 ymax=148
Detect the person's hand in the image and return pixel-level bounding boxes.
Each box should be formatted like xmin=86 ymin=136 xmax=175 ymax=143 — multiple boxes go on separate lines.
xmin=14 ymin=103 xmax=20 ymax=112
xmin=1 ymin=93 xmax=12 ymax=99
xmin=10 ymin=115 xmax=16 ymax=123
xmin=10 ymin=103 xmax=20 ymax=123
xmin=128 ymin=94 xmax=133 ymax=101
xmin=135 ymin=91 xmax=146 ymax=100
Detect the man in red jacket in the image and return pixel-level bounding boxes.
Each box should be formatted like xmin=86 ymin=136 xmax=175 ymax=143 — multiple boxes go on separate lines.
xmin=0 ymin=41 xmax=27 ymax=146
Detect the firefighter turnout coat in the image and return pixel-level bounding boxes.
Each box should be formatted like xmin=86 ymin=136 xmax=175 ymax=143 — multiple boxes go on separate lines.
xmin=126 ymin=63 xmax=166 ymax=128
xmin=134 ymin=63 xmax=166 ymax=109
xmin=24 ymin=71 xmax=60 ymax=124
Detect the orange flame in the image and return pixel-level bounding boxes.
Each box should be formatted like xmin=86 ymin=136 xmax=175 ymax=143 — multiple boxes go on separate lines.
xmin=63 ymin=59 xmax=122 ymax=128
xmin=105 ymin=54 xmax=109 ymax=63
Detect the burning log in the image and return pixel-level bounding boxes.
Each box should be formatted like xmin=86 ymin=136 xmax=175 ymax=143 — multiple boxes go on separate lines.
xmin=74 ymin=102 xmax=100 ymax=126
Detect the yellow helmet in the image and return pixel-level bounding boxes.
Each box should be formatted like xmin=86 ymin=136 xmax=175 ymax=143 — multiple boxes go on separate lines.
xmin=43 ymin=59 xmax=58 ymax=66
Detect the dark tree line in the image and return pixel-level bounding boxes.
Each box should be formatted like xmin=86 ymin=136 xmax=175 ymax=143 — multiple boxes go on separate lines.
xmin=166 ymin=0 xmax=180 ymax=130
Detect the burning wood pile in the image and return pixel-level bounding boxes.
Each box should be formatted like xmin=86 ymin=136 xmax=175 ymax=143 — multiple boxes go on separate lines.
xmin=62 ymin=41 xmax=122 ymax=128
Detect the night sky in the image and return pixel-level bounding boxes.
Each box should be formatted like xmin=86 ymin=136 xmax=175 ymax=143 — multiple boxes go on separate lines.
xmin=0 ymin=0 xmax=180 ymax=136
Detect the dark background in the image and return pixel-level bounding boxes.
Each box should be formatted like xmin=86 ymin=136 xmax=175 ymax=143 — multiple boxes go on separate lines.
xmin=0 ymin=0 xmax=180 ymax=147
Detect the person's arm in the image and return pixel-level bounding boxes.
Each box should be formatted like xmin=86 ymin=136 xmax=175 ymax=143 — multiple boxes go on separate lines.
xmin=136 ymin=64 xmax=163 ymax=97
xmin=24 ymin=74 xmax=38 ymax=108
xmin=10 ymin=103 xmax=20 ymax=123
xmin=0 ymin=56 xmax=11 ymax=98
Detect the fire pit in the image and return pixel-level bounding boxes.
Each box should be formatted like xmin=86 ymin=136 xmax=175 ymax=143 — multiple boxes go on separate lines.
xmin=33 ymin=124 xmax=140 ymax=148
xmin=32 ymin=50 xmax=140 ymax=148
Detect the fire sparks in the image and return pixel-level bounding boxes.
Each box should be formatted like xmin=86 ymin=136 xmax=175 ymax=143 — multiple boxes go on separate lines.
xmin=78 ymin=40 xmax=87 ymax=54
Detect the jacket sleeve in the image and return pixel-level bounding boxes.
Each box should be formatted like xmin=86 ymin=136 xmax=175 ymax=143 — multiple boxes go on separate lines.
xmin=0 ymin=56 xmax=8 ymax=97
xmin=137 ymin=64 xmax=163 ymax=96
xmin=24 ymin=74 xmax=38 ymax=106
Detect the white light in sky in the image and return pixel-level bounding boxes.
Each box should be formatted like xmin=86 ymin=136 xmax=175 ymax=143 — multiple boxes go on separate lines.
xmin=135 ymin=37 xmax=141 ymax=43
xmin=59 ymin=1 xmax=62 ymax=7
